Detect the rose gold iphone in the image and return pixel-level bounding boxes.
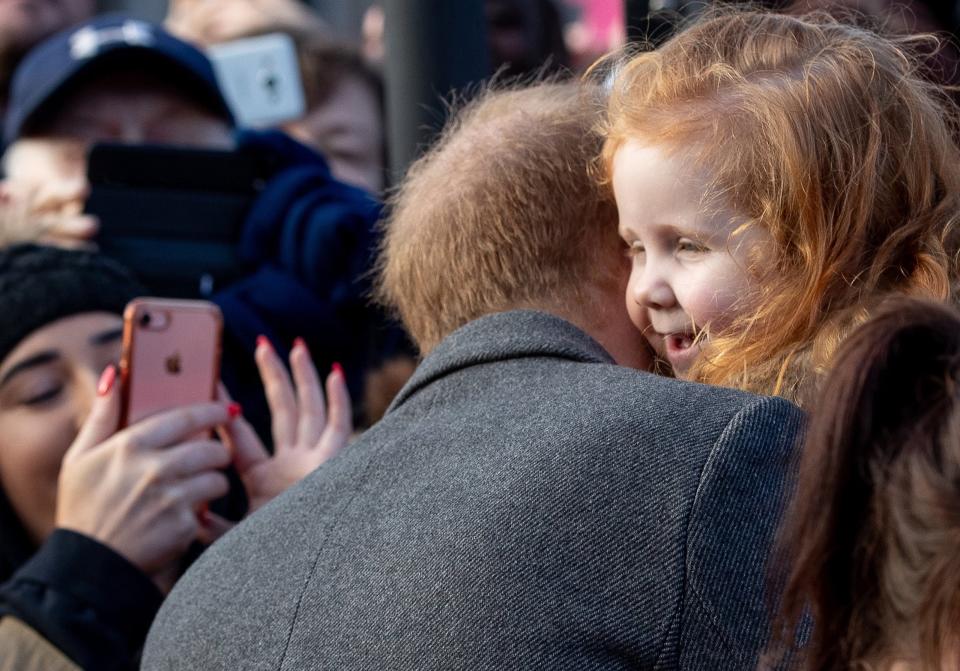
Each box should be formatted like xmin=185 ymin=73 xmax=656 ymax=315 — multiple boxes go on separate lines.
xmin=119 ymin=298 xmax=223 ymax=428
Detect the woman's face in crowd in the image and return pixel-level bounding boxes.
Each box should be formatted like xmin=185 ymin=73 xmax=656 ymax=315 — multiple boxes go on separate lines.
xmin=613 ymin=140 xmax=767 ymax=377
xmin=0 ymin=312 xmax=122 ymax=543
xmin=284 ymin=73 xmax=385 ymax=195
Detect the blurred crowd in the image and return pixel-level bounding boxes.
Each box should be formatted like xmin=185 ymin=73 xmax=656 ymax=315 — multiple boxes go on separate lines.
xmin=1 ymin=1 xmax=960 ymax=670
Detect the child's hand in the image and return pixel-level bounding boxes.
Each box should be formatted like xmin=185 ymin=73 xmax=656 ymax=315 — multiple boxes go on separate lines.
xmin=219 ymin=337 xmax=352 ymax=514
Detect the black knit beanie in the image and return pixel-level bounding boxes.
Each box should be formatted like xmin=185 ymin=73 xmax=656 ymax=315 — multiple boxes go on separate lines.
xmin=0 ymin=243 xmax=145 ymax=366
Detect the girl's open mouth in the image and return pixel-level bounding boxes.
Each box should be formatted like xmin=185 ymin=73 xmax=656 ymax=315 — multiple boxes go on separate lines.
xmin=665 ymin=333 xmax=695 ymax=354
xmin=661 ymin=332 xmax=700 ymax=374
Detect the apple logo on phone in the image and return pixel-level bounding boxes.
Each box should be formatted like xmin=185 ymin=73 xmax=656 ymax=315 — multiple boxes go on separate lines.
xmin=165 ymin=352 xmax=182 ymax=375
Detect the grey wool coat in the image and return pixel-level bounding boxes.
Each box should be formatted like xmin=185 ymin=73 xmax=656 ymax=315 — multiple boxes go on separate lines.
xmin=143 ymin=310 xmax=804 ymax=670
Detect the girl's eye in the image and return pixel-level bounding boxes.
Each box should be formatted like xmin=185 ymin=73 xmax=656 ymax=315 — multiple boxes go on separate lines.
xmin=677 ymin=238 xmax=707 ymax=254
xmin=625 ymin=241 xmax=645 ymax=258
xmin=21 ymin=384 xmax=64 ymax=407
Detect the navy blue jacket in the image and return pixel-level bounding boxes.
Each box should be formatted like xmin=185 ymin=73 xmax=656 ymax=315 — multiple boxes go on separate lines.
xmin=216 ymin=130 xmax=397 ymax=444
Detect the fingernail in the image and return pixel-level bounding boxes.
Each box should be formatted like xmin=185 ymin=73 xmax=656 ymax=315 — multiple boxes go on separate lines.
xmin=293 ymin=336 xmax=308 ymax=353
xmin=227 ymin=402 xmax=242 ymax=418
xmin=197 ymin=503 xmax=211 ymax=526
xmin=97 ymin=364 xmax=116 ymax=396
xmin=256 ymin=335 xmax=271 ymax=350
xmin=331 ymin=362 xmax=344 ymax=377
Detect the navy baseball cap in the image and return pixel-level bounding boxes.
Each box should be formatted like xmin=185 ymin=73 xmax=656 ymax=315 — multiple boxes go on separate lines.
xmin=4 ymin=14 xmax=235 ymax=144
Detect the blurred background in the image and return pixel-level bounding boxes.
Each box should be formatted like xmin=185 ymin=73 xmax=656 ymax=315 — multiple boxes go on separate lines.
xmin=97 ymin=0 xmax=624 ymax=60
xmin=38 ymin=0 xmax=959 ymax=181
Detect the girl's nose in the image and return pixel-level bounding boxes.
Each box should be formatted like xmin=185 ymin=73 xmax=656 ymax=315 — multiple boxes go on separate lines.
xmin=631 ymin=267 xmax=677 ymax=311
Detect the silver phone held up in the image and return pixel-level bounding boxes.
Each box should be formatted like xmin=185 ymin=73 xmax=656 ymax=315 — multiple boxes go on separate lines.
xmin=207 ymin=32 xmax=306 ymax=128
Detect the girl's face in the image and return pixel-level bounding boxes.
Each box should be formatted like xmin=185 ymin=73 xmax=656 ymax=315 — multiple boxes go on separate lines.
xmin=0 ymin=312 xmax=122 ymax=544
xmin=612 ymin=140 xmax=768 ymax=377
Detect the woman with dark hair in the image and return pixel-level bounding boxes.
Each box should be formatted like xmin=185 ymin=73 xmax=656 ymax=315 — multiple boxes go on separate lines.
xmin=0 ymin=244 xmax=351 ymax=670
xmin=773 ymin=297 xmax=960 ymax=670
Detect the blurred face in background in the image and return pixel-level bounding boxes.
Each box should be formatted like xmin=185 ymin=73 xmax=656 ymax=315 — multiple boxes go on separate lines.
xmin=284 ymin=71 xmax=384 ymax=195
xmin=0 ymin=0 xmax=94 ymax=54
xmin=486 ymin=0 xmax=540 ymax=70
xmin=1 ymin=69 xmax=233 ymax=243
xmin=0 ymin=312 xmax=122 ymax=543
xmin=165 ymin=0 xmax=328 ymax=46
xmin=34 ymin=71 xmax=234 ymax=147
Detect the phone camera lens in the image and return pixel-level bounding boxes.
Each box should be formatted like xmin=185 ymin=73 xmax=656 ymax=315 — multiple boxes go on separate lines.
xmin=140 ymin=312 xmax=152 ymax=328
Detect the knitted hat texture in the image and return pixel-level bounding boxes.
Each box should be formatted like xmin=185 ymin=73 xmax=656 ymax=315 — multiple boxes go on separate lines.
xmin=0 ymin=243 xmax=144 ymax=364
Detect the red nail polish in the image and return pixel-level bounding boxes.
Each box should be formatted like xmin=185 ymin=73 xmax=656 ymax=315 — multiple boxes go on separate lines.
xmin=97 ymin=365 xmax=116 ymax=396
xmin=256 ymin=335 xmax=271 ymax=350
xmin=227 ymin=402 xmax=243 ymax=418
xmin=331 ymin=362 xmax=344 ymax=377
xmin=293 ymin=337 xmax=308 ymax=352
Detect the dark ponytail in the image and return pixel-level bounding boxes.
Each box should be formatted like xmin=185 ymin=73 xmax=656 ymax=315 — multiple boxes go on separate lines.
xmin=771 ymin=297 xmax=960 ymax=670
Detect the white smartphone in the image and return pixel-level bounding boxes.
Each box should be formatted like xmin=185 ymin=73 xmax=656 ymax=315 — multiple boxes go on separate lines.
xmin=207 ymin=33 xmax=306 ymax=128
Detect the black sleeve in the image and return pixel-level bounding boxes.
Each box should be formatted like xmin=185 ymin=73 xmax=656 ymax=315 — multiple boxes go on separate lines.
xmin=0 ymin=529 xmax=163 ymax=671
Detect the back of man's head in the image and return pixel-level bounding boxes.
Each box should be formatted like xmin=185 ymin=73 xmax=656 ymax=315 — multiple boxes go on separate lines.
xmin=377 ymin=82 xmax=635 ymax=360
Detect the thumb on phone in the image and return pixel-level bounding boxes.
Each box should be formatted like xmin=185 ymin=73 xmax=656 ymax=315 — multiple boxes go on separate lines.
xmin=64 ymin=364 xmax=121 ymax=463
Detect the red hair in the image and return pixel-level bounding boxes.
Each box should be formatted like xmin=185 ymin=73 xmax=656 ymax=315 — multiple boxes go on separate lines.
xmin=600 ymin=9 xmax=960 ymax=404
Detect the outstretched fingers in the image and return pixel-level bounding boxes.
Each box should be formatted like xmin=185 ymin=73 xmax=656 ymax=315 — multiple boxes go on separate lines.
xmin=255 ymin=335 xmax=297 ymax=449
xmin=290 ymin=338 xmax=325 ymax=447
xmin=316 ymin=363 xmax=352 ymax=461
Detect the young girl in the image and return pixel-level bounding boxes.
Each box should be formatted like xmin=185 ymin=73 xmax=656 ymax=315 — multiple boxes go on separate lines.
xmin=774 ymin=297 xmax=960 ymax=669
xmin=601 ymin=9 xmax=960 ymax=405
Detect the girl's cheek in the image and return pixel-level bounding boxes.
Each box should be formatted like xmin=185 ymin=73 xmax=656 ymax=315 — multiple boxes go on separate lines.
xmin=708 ymin=263 xmax=757 ymax=329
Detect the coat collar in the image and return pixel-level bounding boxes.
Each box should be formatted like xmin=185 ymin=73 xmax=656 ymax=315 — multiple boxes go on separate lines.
xmin=388 ymin=310 xmax=614 ymax=412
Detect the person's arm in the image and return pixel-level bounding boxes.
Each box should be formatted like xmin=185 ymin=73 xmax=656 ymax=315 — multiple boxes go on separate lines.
xmin=0 ymin=530 xmax=162 ymax=671
xmin=0 ymin=615 xmax=80 ymax=671
xmin=676 ymin=395 xmax=805 ymax=670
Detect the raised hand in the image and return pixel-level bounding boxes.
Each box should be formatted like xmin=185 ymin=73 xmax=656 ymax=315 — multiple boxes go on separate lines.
xmin=219 ymin=336 xmax=352 ymax=514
